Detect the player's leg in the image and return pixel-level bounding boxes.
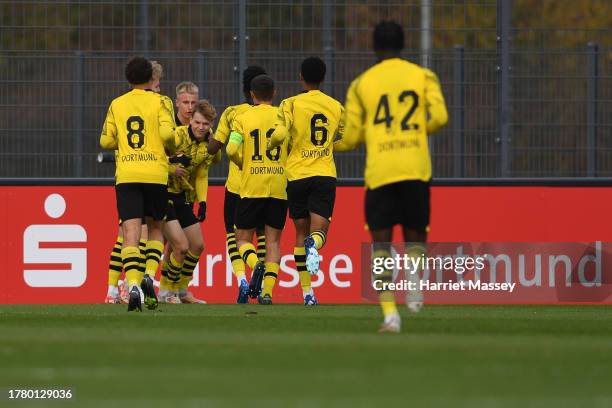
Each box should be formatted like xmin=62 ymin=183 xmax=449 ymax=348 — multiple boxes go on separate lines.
xmin=303 ymin=177 xmax=336 ymax=275
xmin=365 ymin=183 xmax=401 ymax=332
xmin=140 ymin=184 xmax=172 ymax=310
xmin=235 ymin=198 xmax=266 ymax=299
xmin=258 ymin=198 xmax=287 ymax=305
xmin=137 ymin=222 xmax=148 ymax=283
xmin=165 ymin=192 xmax=206 ymax=304
xmin=256 ymin=226 xmax=266 ymax=262
xmin=224 ymin=189 xmax=248 ymax=302
xmin=161 ymin=219 xmax=188 ymax=300
xmin=116 ymin=183 xmax=145 ymax=312
xmin=179 ymin=223 xmax=206 ymax=304
xmin=371 ymin=229 xmax=400 ymax=333
xmin=287 ymin=178 xmax=315 ymax=303
xmin=293 ymin=217 xmax=314 ymax=304
xmin=105 ymin=225 xmax=123 ymax=304
xmin=401 ymin=180 xmax=430 ymax=314
xmin=158 ymin=243 xmax=179 ymax=303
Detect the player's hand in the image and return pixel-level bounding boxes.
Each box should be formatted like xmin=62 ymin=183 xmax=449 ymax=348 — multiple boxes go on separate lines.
xmin=197 ymin=201 xmax=207 ymax=222
xmin=174 ymin=166 xmax=188 ymax=177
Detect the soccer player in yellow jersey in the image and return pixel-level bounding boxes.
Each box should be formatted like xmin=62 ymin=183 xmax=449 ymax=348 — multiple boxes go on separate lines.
xmin=226 ymin=75 xmax=288 ymax=305
xmin=335 ymin=21 xmax=448 ymax=332
xmin=158 ymin=100 xmax=220 ymax=304
xmin=208 ymin=66 xmax=269 ymax=303
xmin=100 ymin=56 xmax=176 ymax=312
xmin=104 ymin=60 xmax=169 ymax=304
xmin=175 ymin=82 xmax=199 ymax=126
xmin=269 ymin=57 xmax=344 ymax=306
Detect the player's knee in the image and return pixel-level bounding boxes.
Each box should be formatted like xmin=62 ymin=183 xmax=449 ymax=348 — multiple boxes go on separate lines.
xmin=191 ymin=241 xmax=204 ymax=255
xmin=172 ymin=241 xmax=189 ymax=257
xmin=265 ymin=237 xmax=281 ymax=252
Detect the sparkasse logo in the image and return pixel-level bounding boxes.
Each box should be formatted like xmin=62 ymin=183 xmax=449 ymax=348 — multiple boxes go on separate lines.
xmin=23 ymin=193 xmax=87 ymax=287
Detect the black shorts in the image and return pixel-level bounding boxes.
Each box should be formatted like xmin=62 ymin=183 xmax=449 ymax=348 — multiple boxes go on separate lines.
xmin=287 ymin=176 xmax=336 ymax=220
xmin=235 ymin=197 xmax=287 ymax=230
xmin=115 ymin=183 xmax=167 ymax=222
xmin=223 ymin=189 xmax=241 ymax=233
xmin=118 ymin=217 xmax=145 ymax=226
xmin=166 ymin=192 xmax=198 ymax=229
xmin=224 ymin=189 xmax=266 ymax=233
xmin=365 ymin=180 xmax=430 ymax=231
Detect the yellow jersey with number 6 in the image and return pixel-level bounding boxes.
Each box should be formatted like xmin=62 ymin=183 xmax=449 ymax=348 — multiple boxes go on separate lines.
xmin=342 ymin=58 xmax=447 ymax=189
xmin=100 ymin=88 xmax=175 ymax=185
xmin=273 ymin=90 xmax=343 ymax=181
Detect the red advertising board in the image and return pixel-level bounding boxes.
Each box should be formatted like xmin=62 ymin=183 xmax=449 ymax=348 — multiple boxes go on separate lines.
xmin=2 ymin=185 xmax=612 ymax=304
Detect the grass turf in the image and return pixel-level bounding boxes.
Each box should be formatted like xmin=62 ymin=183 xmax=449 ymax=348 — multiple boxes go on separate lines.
xmin=0 ymin=304 xmax=611 ymax=407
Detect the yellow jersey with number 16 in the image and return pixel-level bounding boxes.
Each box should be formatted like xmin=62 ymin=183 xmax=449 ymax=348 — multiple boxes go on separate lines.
xmin=232 ymin=104 xmax=288 ymax=199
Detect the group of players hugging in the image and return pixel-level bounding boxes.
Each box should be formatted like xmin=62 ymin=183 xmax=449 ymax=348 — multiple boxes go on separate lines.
xmin=99 ymin=21 xmax=448 ymax=333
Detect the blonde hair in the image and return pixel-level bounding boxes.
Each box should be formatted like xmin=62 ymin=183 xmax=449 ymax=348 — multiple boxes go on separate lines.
xmin=150 ymin=60 xmax=163 ymax=80
xmin=194 ymin=99 xmax=216 ymax=122
xmin=175 ymin=81 xmax=199 ymax=98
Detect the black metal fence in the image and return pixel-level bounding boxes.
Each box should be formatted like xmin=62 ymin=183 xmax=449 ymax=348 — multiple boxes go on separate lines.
xmin=0 ymin=0 xmax=610 ymax=179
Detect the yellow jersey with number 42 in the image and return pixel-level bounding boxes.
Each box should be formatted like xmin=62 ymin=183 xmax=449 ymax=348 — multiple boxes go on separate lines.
xmin=342 ymin=58 xmax=447 ymax=189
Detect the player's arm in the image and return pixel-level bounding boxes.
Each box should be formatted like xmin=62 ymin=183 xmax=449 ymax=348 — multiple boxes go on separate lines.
xmin=226 ymin=131 xmax=244 ymax=168
xmin=159 ymin=97 xmax=176 ymax=154
xmin=334 ymin=79 xmax=365 ymax=151
xmin=193 ymin=162 xmax=209 ymax=202
xmin=332 ymin=104 xmax=346 ymax=145
xmin=188 ymin=162 xmax=208 ymax=221
xmin=208 ymin=107 xmax=232 ymax=155
xmin=424 ymin=68 xmax=448 ymax=134
xmin=161 ymin=95 xmax=177 ymax=128
xmin=99 ymin=105 xmax=118 ymax=150
xmin=269 ymin=99 xmax=293 ymax=149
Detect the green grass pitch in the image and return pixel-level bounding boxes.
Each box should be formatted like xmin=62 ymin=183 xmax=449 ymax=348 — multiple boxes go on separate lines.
xmin=1 ymin=304 xmax=611 ymax=407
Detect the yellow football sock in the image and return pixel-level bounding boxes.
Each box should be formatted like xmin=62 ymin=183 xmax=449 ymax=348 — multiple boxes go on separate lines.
xmin=137 ymin=239 xmax=147 ymax=283
xmin=294 ymin=246 xmax=310 ymax=293
xmin=159 ymin=262 xmax=171 ymax=292
xmin=256 ymin=233 xmax=266 ymax=262
xmin=310 ymin=230 xmax=327 ymax=250
xmin=179 ymin=250 xmax=200 ymax=290
xmin=405 ymin=243 xmax=427 ymax=275
xmin=239 ymin=243 xmax=259 ymax=269
xmin=261 ymin=262 xmax=279 ymax=297
xmin=144 ymin=240 xmax=164 ymax=279
xmin=373 ymin=248 xmax=397 ymax=318
xmin=379 ymin=291 xmax=398 ymax=317
xmin=405 ymin=243 xmax=427 ymax=301
xmin=121 ymin=246 xmax=141 ymax=287
xmin=166 ymin=253 xmax=183 ymax=289
xmin=227 ymin=232 xmax=246 ymax=281
xmin=107 ymin=236 xmax=123 ymax=286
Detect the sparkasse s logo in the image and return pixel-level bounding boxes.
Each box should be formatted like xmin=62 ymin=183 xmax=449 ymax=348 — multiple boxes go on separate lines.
xmin=23 ymin=193 xmax=88 ymax=287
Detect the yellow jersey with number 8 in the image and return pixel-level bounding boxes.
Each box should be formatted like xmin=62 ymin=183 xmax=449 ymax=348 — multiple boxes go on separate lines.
xmin=100 ymin=88 xmax=175 ymax=185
